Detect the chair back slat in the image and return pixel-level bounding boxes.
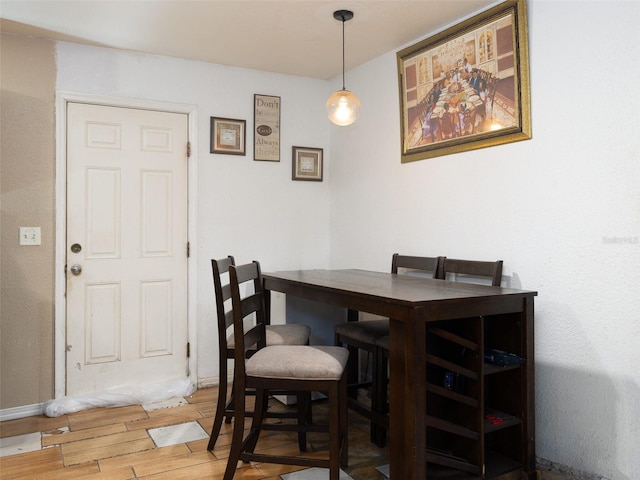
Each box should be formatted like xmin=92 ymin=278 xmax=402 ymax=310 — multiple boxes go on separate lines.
xmin=391 ymin=253 xmax=444 ymax=278
xmin=212 ymin=256 xmax=236 ymax=350
xmin=229 ymin=261 xmax=268 ymax=366
xmin=220 ymin=283 xmax=232 ymax=302
xmin=240 ymin=293 xmax=263 ymax=319
xmin=243 ymin=324 xmax=265 ymax=355
xmin=440 ymin=258 xmax=503 ymax=286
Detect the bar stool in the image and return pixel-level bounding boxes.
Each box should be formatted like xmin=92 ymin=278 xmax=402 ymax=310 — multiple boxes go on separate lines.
xmin=222 ymin=261 xmax=348 ymax=480
xmin=207 ymin=256 xmax=311 ymax=451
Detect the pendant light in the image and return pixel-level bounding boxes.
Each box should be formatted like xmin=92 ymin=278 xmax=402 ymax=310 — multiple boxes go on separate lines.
xmin=326 ymin=9 xmax=360 ymax=126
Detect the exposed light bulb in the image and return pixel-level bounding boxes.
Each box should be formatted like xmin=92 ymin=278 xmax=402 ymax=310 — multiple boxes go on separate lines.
xmin=326 ymin=89 xmax=361 ymax=126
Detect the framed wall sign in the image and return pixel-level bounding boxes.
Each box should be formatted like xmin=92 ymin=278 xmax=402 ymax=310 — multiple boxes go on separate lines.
xmin=254 ymin=94 xmax=281 ymax=161
xmin=397 ymin=0 xmax=531 ymax=162
xmin=210 ymin=117 xmax=246 ymax=155
xmin=292 ymin=146 xmax=323 ymax=181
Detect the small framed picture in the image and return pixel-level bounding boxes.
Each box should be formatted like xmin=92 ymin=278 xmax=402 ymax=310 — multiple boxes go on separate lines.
xmin=292 ymin=146 xmax=323 ymax=181
xmin=210 ymin=117 xmax=246 ymax=155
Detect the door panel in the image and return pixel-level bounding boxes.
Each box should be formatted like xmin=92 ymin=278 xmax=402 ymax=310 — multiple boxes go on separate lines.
xmin=66 ymin=103 xmax=188 ymax=395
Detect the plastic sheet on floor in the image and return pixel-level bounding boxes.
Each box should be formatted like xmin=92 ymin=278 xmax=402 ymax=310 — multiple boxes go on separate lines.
xmin=43 ymin=378 xmax=195 ymax=417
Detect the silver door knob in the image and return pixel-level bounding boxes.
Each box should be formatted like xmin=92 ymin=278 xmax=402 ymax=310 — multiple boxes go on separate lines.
xmin=70 ymin=264 xmax=82 ymax=275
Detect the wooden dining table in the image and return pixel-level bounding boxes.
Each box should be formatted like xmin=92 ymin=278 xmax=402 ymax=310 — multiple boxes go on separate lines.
xmin=263 ymin=269 xmax=537 ymax=479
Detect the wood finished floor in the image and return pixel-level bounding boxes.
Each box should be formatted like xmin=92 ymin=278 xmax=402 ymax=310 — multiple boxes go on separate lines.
xmin=0 ymin=387 xmax=390 ymax=480
xmin=0 ymin=387 xmax=578 ymax=480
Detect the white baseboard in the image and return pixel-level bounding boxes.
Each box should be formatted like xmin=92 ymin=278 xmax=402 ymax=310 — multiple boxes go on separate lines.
xmin=0 ymin=378 xmax=227 ymax=421
xmin=0 ymin=403 xmax=45 ymax=421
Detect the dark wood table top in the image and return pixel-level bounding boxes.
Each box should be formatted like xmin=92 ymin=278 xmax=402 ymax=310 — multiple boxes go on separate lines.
xmin=264 ymin=269 xmax=536 ymax=315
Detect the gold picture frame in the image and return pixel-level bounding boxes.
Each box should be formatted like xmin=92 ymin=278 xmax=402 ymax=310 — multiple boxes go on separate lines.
xmin=210 ymin=117 xmax=246 ymax=155
xmin=292 ymin=146 xmax=323 ymax=182
xmin=397 ymin=0 xmax=531 ymax=162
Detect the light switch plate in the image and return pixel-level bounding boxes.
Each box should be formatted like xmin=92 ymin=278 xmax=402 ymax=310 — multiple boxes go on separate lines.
xmin=19 ymin=227 xmax=41 ymax=246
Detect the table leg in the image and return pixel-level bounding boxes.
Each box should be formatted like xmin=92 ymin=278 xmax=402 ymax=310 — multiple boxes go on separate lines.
xmin=522 ymin=296 xmax=537 ymax=479
xmin=388 ymin=315 xmax=427 ymax=478
xmin=346 ymin=309 xmax=359 ymax=398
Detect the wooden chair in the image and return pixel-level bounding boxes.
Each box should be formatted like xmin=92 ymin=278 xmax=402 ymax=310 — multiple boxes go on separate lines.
xmin=334 ymin=253 xmax=443 ymax=447
xmin=207 ymin=256 xmax=311 ymax=451
xmin=222 ymin=261 xmax=349 ymax=480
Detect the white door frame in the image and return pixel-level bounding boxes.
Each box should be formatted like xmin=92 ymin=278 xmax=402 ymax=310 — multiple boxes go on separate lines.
xmin=54 ymin=91 xmax=198 ymax=398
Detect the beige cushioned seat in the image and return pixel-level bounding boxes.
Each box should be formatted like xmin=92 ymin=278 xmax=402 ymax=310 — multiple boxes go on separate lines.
xmin=228 ymin=323 xmax=311 ymax=348
xmin=247 ymin=345 xmax=349 ymax=380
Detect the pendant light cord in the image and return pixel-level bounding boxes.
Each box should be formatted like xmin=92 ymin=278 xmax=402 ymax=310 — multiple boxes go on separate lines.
xmin=341 ymin=17 xmax=346 ymax=90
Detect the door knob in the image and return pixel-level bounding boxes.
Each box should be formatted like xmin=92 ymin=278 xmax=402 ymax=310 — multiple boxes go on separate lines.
xmin=70 ymin=264 xmax=82 ymax=275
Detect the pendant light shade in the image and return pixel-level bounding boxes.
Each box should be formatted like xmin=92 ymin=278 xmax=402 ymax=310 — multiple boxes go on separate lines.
xmin=327 ymin=10 xmax=360 ymax=126
xmin=326 ymin=89 xmax=361 ymax=126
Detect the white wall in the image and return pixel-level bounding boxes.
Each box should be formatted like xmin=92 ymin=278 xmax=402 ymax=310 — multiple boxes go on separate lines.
xmin=329 ymin=2 xmax=640 ymax=479
xmin=55 ymin=43 xmax=332 ymax=385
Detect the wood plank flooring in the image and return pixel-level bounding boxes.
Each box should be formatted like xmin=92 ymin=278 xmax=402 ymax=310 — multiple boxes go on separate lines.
xmin=0 ymin=387 xmax=577 ymax=479
xmin=0 ymin=387 xmax=389 ymax=480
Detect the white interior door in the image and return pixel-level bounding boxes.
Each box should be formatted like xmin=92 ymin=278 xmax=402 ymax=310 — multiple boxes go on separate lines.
xmin=65 ymin=102 xmax=189 ymax=395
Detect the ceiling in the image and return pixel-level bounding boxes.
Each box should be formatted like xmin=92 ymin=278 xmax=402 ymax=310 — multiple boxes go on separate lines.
xmin=0 ymin=0 xmax=497 ymax=80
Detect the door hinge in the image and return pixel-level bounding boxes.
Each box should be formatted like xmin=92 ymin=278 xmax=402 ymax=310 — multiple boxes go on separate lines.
xmin=187 ymin=141 xmax=191 ymax=158
xmin=186 ymin=342 xmax=191 ymax=358
xmin=187 ymin=241 xmax=190 ymax=257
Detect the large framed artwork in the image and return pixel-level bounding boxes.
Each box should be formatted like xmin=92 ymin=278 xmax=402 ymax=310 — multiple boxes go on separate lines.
xmin=397 ymin=0 xmax=531 ymax=162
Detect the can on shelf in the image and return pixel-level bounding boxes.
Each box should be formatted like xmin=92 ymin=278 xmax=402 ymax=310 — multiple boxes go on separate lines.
xmin=444 ymin=371 xmax=454 ymax=390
